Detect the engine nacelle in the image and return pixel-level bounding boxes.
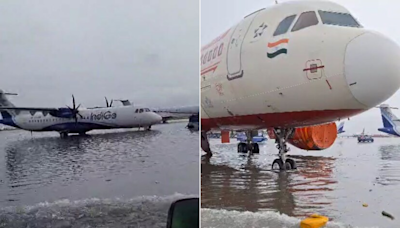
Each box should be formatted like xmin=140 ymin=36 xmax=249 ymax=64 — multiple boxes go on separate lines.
xmin=268 ymin=122 xmax=337 ymax=151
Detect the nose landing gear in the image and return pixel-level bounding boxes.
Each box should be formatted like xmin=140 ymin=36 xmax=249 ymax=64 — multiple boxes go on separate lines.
xmin=271 ymin=128 xmax=297 ymax=171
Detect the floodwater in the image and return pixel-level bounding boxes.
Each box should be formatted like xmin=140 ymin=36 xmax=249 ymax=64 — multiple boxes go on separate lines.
xmin=201 ymin=137 xmax=400 ymax=228
xmin=0 ymin=121 xmax=199 ymax=228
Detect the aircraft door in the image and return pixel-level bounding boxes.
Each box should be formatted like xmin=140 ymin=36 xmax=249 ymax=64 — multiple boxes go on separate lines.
xmin=227 ymin=11 xmax=260 ymax=80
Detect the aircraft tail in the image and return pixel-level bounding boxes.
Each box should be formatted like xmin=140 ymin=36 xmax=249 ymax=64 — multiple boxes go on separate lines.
xmin=379 ymin=104 xmax=399 ymax=128
xmin=337 ymin=122 xmax=345 ymax=134
xmin=378 ymin=104 xmax=400 ymax=136
xmin=0 ymin=90 xmax=17 ymax=119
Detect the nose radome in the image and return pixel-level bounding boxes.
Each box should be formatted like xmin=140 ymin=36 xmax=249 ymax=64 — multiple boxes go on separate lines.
xmin=153 ymin=113 xmax=162 ymax=123
xmin=345 ymin=32 xmax=400 ymax=108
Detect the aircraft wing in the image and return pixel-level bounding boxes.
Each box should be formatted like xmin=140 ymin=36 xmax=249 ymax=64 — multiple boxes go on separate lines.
xmin=0 ymin=107 xmax=58 ymax=111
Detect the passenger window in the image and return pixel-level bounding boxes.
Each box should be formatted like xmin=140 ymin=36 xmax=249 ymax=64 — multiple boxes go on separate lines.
xmin=292 ymin=11 xmax=319 ymax=32
xmin=202 ymin=53 xmax=208 ymax=64
xmin=273 ymin=15 xmax=296 ymax=36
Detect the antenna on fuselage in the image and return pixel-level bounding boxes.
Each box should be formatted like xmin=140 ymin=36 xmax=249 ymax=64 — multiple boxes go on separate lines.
xmin=275 ymin=0 xmax=278 ymax=4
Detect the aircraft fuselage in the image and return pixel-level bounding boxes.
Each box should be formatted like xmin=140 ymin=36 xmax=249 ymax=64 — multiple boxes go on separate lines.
xmin=5 ymin=106 xmax=162 ymax=134
xmin=201 ymin=1 xmax=400 ymax=132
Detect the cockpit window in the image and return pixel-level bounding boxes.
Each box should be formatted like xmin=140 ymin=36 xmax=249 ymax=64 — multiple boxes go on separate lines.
xmin=145 ymin=108 xmax=150 ymax=112
xmin=135 ymin=109 xmax=138 ymax=113
xmin=291 ymin=11 xmax=319 ymax=32
xmin=273 ymin=15 xmax=296 ymax=36
xmin=318 ymin=10 xmax=360 ymax=27
xmin=139 ymin=109 xmax=143 ymax=113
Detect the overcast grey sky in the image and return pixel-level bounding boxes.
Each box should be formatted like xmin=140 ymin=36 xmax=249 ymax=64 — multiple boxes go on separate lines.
xmin=201 ymin=0 xmax=400 ymax=134
xmin=0 ymin=0 xmax=198 ymax=109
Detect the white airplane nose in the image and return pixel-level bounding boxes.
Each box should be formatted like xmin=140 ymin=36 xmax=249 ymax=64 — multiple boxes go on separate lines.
xmin=153 ymin=113 xmax=162 ymax=123
xmin=344 ymin=32 xmax=400 ymax=108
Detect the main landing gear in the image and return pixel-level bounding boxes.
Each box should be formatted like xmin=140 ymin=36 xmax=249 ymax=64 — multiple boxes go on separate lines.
xmin=60 ymin=132 xmax=68 ymax=138
xmin=201 ymin=131 xmax=212 ymax=157
xmin=271 ymin=128 xmax=297 ymax=171
xmin=237 ymin=130 xmax=260 ymax=154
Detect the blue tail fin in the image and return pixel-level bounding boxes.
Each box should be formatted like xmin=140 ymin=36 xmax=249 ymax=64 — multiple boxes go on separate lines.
xmin=0 ymin=111 xmax=12 ymax=120
xmin=0 ymin=90 xmax=17 ymax=118
xmin=380 ymin=105 xmax=397 ymax=129
xmin=337 ymin=122 xmax=345 ymax=134
xmin=377 ymin=104 xmax=400 ymax=136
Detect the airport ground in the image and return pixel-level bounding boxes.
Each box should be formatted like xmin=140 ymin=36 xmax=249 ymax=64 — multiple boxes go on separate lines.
xmin=202 ymin=137 xmax=400 ymax=228
xmin=0 ymin=121 xmax=198 ymax=228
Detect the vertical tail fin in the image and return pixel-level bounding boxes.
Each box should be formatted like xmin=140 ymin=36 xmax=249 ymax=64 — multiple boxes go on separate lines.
xmin=337 ymin=122 xmax=345 ymax=134
xmin=379 ymin=104 xmax=398 ymax=129
xmin=0 ymin=90 xmax=17 ymax=118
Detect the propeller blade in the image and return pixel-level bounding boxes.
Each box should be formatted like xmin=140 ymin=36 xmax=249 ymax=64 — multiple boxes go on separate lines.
xmin=105 ymin=97 xmax=109 ymax=107
xmin=78 ymin=113 xmax=83 ymax=118
xmin=110 ymin=100 xmax=113 ymax=107
xmin=76 ymin=104 xmax=81 ymax=110
xmin=72 ymin=95 xmax=76 ymax=110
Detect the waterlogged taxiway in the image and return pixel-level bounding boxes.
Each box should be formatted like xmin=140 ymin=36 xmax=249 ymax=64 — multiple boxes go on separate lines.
xmin=0 ymin=121 xmax=198 ymax=227
xmin=201 ymin=137 xmax=400 ymax=228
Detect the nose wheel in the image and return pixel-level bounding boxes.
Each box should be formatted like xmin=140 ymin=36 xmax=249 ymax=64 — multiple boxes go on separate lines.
xmin=271 ymin=128 xmax=297 ymax=171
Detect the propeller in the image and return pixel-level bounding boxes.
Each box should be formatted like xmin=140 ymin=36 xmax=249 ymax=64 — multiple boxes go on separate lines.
xmin=66 ymin=95 xmax=83 ymax=122
xmin=105 ymin=97 xmax=114 ymax=107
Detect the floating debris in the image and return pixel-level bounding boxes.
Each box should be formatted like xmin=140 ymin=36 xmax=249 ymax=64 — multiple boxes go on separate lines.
xmin=362 ymin=203 xmax=368 ymax=207
xmin=300 ymin=214 xmax=329 ymax=228
xmin=382 ymin=211 xmax=395 ymax=220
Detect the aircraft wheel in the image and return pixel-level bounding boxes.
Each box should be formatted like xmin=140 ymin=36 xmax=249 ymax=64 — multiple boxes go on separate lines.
xmin=237 ymin=143 xmax=248 ymax=153
xmin=251 ymin=143 xmax=260 ymax=154
xmin=272 ymin=159 xmax=284 ymax=170
xmin=285 ymin=158 xmax=297 ymax=170
xmin=60 ymin=132 xmax=68 ymax=138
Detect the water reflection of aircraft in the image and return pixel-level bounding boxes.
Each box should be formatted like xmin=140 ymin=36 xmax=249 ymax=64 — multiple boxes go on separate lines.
xmin=201 ymin=153 xmax=336 ymax=217
xmin=0 ymin=91 xmax=162 ymax=138
xmin=376 ymin=145 xmax=400 ymax=186
xmin=201 ymin=0 xmax=400 ymax=171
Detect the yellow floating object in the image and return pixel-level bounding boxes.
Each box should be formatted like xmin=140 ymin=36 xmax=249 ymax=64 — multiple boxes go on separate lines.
xmin=300 ymin=214 xmax=329 ymax=228
xmin=363 ymin=203 xmax=368 ymax=207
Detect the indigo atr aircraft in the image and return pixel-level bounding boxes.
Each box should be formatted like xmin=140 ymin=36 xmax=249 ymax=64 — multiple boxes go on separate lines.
xmin=0 ymin=90 xmax=162 ymax=137
xmin=201 ymin=0 xmax=400 ymax=170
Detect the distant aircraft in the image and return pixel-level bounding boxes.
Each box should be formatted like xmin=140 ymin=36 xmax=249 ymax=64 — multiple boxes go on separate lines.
xmin=0 ymin=90 xmax=162 ymax=137
xmin=153 ymin=106 xmax=199 ymax=123
xmin=113 ymin=99 xmax=199 ymax=123
xmin=201 ymin=0 xmax=400 ymax=170
xmin=377 ymin=104 xmax=400 ymax=136
xmin=337 ymin=122 xmax=345 ymax=134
